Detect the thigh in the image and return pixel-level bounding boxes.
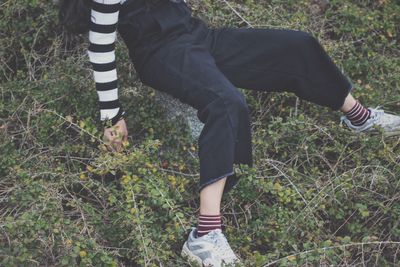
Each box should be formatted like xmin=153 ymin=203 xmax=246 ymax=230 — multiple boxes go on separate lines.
xmin=207 ymin=26 xmax=353 ymax=109
xmin=208 ymin=27 xmax=313 ymax=92
xmin=138 ymin=35 xmax=248 ymax=118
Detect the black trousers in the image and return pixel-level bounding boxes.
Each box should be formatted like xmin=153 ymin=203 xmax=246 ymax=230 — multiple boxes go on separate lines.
xmin=118 ymin=0 xmax=353 ymax=194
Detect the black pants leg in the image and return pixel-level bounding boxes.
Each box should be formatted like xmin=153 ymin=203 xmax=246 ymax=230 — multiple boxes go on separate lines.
xmin=137 ymin=21 xmax=254 ymax=195
xmin=207 ymin=27 xmax=353 ymax=110
xmin=118 ymin=0 xmax=353 ymax=194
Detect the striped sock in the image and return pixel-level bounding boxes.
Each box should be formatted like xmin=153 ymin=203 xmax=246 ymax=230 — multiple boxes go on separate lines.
xmin=345 ymin=101 xmax=371 ymax=126
xmin=196 ymin=213 xmax=222 ymax=238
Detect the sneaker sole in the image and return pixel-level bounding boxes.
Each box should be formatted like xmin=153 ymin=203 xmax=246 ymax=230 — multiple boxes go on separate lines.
xmin=384 ymin=129 xmax=400 ymax=137
xmin=367 ymin=129 xmax=400 ymax=137
xmin=181 ymin=241 xmax=205 ymax=267
xmin=350 ymin=127 xmax=400 ymax=137
xmin=181 ymin=241 xmax=241 ymax=267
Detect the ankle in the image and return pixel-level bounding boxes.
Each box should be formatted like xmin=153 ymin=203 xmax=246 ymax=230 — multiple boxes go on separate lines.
xmin=196 ymin=213 xmax=222 ymax=238
xmin=344 ymin=101 xmax=371 ymax=126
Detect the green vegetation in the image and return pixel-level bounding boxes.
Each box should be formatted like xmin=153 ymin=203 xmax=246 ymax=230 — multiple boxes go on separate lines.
xmin=1 ymin=0 xmax=399 ymax=266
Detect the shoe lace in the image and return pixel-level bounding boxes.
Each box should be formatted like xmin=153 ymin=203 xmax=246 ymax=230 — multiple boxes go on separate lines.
xmin=368 ymin=107 xmax=385 ymax=124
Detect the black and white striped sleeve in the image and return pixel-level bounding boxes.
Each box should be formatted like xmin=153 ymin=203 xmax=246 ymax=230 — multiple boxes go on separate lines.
xmin=88 ymin=0 xmax=126 ymax=126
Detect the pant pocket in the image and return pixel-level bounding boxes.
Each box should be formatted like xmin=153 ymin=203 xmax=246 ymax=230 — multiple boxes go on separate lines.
xmin=150 ymin=0 xmax=192 ymax=36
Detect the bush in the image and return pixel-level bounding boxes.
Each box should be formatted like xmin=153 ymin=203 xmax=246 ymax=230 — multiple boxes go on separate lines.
xmin=0 ymin=0 xmax=399 ymax=266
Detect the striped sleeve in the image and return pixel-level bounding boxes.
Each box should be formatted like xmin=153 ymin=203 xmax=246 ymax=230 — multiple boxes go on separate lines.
xmin=88 ymin=0 xmax=126 ymax=126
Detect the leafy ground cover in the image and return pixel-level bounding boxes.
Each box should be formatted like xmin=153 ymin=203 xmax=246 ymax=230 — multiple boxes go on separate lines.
xmin=1 ymin=0 xmax=399 ymax=266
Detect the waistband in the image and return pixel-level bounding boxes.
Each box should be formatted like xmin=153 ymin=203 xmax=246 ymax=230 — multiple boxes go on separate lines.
xmin=120 ymin=0 xmax=170 ymax=10
xmin=118 ymin=0 xmax=191 ymax=40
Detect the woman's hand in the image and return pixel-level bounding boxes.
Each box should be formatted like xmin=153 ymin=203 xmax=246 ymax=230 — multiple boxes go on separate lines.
xmin=103 ymin=118 xmax=128 ymax=152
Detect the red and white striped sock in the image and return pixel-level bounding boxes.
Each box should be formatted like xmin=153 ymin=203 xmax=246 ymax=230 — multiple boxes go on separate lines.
xmin=196 ymin=213 xmax=222 ymax=238
xmin=345 ymin=101 xmax=371 ymax=126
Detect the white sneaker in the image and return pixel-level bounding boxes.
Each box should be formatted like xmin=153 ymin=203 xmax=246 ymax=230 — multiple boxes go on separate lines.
xmin=340 ymin=107 xmax=400 ymax=136
xmin=181 ymin=227 xmax=241 ymax=267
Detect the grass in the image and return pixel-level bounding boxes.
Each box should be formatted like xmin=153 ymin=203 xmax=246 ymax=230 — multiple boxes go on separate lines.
xmin=0 ymin=0 xmax=399 ymax=266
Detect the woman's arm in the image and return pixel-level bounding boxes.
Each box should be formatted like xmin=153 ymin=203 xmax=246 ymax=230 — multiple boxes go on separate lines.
xmin=87 ymin=0 xmax=125 ymax=127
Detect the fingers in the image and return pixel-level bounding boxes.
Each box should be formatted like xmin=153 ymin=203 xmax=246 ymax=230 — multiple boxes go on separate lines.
xmin=111 ymin=143 xmax=122 ymax=152
xmin=108 ymin=126 xmax=118 ymax=137
xmin=104 ymin=133 xmax=126 ymax=152
xmin=102 ymin=121 xmax=127 ymax=152
xmin=107 ymin=137 xmax=122 ymax=152
xmin=105 ymin=140 xmax=122 ymax=152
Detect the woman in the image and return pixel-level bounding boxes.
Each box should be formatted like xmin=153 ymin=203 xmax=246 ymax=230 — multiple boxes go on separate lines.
xmin=59 ymin=0 xmax=400 ymax=265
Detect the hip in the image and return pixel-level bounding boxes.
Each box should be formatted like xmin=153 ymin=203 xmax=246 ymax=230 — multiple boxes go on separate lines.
xmin=118 ymin=0 xmax=209 ymax=73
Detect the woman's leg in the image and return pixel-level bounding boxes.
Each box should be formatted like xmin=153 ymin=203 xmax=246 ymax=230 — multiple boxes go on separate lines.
xmin=341 ymin=94 xmax=357 ymax=113
xmin=197 ymin=176 xmax=226 ymax=237
xmin=204 ymin=27 xmax=400 ymax=132
xmin=205 ymin=27 xmax=354 ymax=110
xmin=138 ymin=37 xmax=247 ymax=262
xmin=200 ymin=177 xmax=226 ymax=215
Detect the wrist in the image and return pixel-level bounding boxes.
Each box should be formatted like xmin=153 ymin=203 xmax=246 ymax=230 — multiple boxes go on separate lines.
xmin=103 ymin=109 xmax=126 ymax=128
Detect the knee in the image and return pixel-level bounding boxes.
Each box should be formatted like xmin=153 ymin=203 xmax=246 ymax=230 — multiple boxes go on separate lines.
xmin=196 ymin=91 xmax=250 ymax=123
xmin=293 ymin=31 xmax=319 ymax=47
xmin=225 ymin=91 xmax=250 ymax=115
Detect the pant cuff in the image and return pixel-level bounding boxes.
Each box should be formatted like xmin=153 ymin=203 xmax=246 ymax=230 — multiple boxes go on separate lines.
xmin=198 ymin=170 xmax=235 ymax=193
xmin=334 ymin=80 xmax=354 ymax=111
